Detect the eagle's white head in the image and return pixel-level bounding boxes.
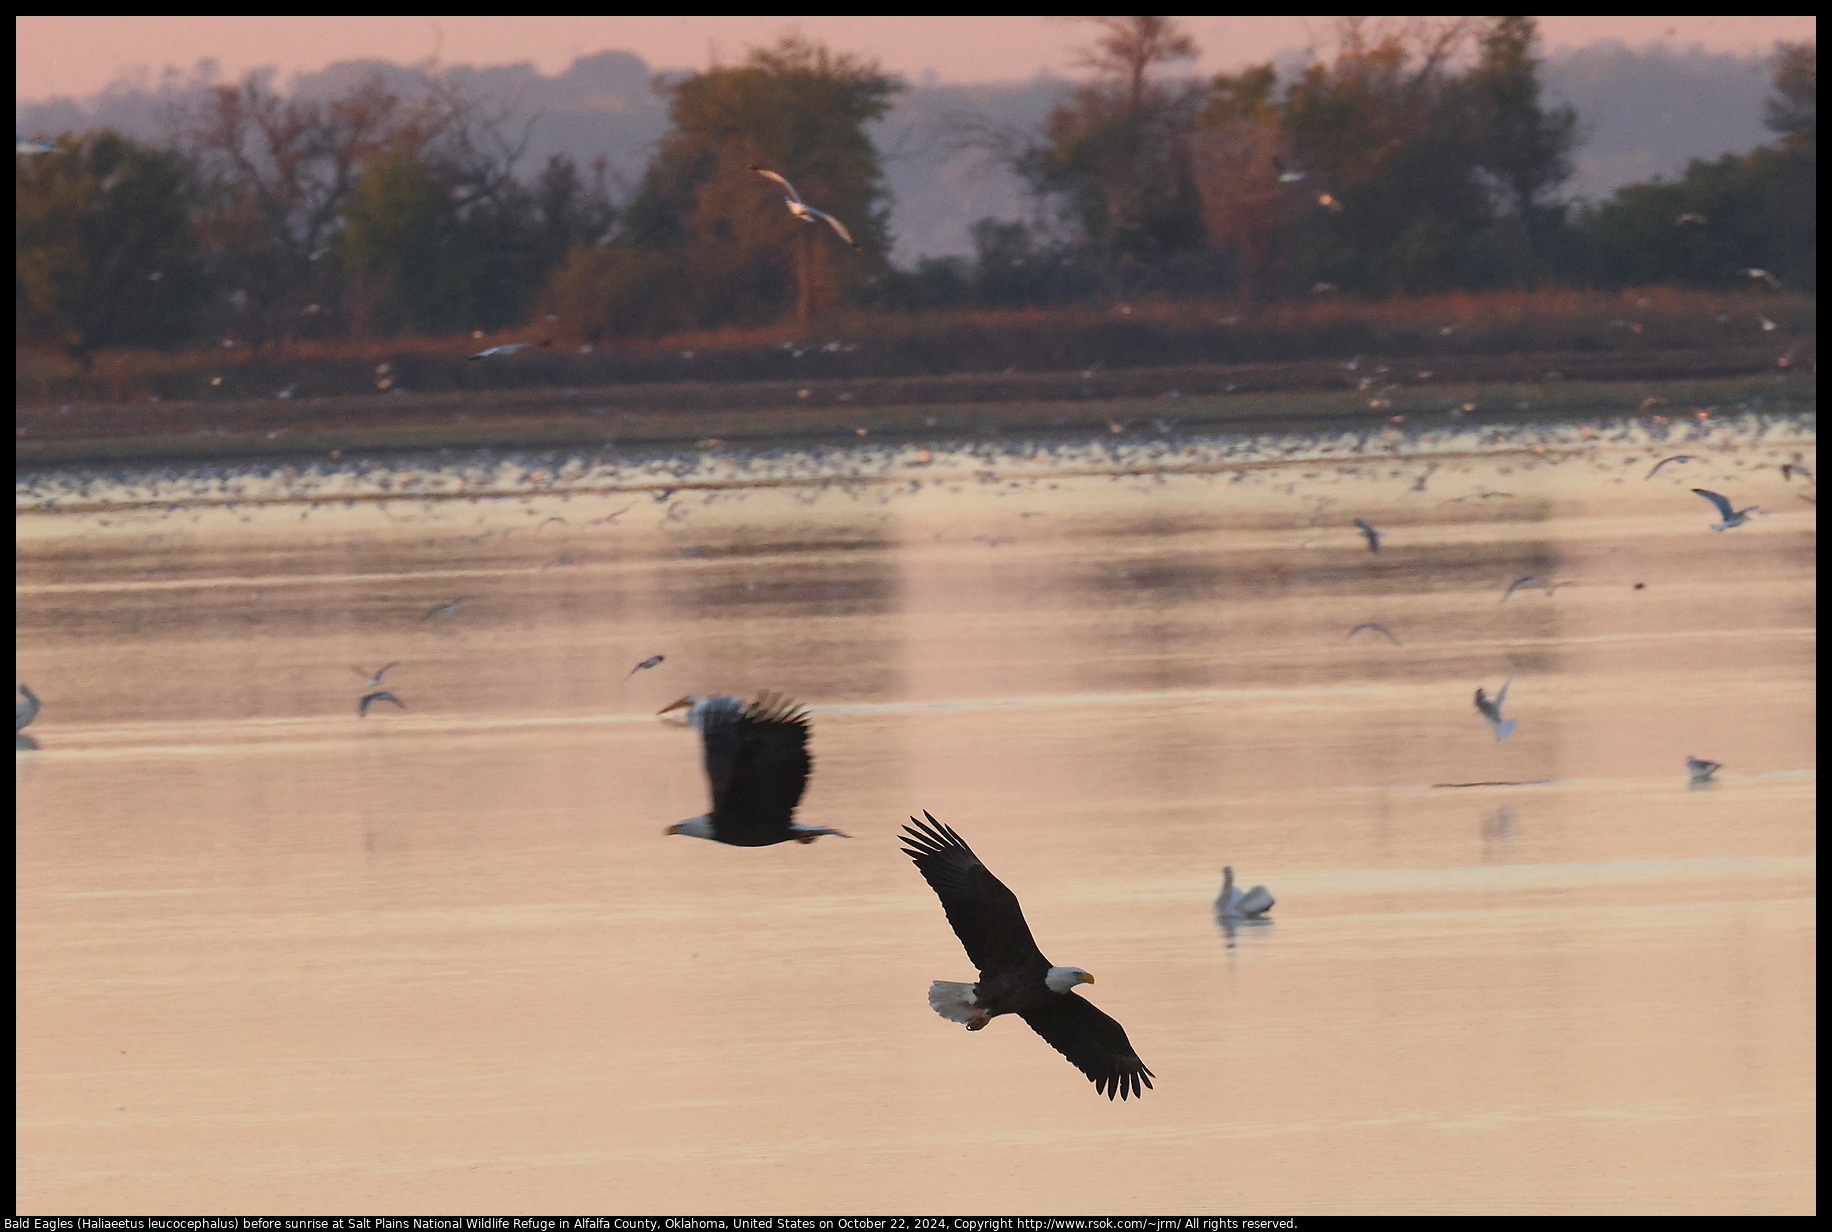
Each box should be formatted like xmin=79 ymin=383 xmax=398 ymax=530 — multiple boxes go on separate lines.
xmin=1045 ymin=965 xmax=1095 ymax=994
xmin=666 ymin=814 xmax=717 ymax=839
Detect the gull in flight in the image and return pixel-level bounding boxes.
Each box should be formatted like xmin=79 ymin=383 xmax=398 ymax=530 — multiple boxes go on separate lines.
xmin=469 ymin=342 xmax=533 ymax=360
xmin=17 ymin=683 xmax=42 ymax=732
xmin=352 ymin=662 xmax=398 ymax=687
xmin=1347 ymin=622 xmax=1401 ymax=646
xmin=1674 ymin=213 xmax=1707 ymax=226
xmin=1645 ymin=454 xmax=1697 ymax=479
xmin=1692 ymin=488 xmax=1758 ymax=530
xmin=1685 ymin=756 xmax=1721 ymax=786
xmin=627 ymin=654 xmax=665 ymax=678
xmin=1743 ymin=268 xmax=1781 ymax=289
xmin=1214 ymin=866 xmax=1275 ymax=919
xmin=1474 ymin=676 xmax=1517 ymax=740
xmin=423 ymin=597 xmax=471 ymax=620
xmin=1353 ymin=518 xmax=1381 ymax=553
xmin=750 ymin=167 xmax=858 ymax=247
xmin=1502 ymin=576 xmax=1558 ymax=601
xmin=358 ymin=691 xmax=406 ymax=717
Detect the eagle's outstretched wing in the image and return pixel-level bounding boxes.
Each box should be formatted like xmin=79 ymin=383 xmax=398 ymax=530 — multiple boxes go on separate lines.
xmin=1018 ymin=993 xmax=1155 ymax=1100
xmin=702 ymin=694 xmax=812 ymax=844
xmin=901 ymin=813 xmax=1046 ymax=979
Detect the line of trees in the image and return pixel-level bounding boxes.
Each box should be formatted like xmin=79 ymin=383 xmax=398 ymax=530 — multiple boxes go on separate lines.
xmin=16 ymin=20 xmax=1816 ymax=363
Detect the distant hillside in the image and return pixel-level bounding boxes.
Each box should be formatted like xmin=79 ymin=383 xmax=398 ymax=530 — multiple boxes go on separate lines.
xmin=17 ymin=41 xmax=1787 ymax=265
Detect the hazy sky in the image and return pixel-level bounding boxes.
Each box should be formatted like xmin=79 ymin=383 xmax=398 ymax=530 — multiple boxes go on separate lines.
xmin=14 ymin=15 xmax=1818 ymax=102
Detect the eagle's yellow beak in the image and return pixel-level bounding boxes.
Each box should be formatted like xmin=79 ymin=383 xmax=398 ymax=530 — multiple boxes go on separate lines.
xmin=1078 ymin=971 xmax=1096 ymax=985
xmin=657 ymin=697 xmax=693 ymax=716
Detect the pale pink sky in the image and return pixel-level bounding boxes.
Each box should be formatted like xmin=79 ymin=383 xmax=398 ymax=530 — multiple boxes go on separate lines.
xmin=15 ymin=15 xmax=1817 ymax=102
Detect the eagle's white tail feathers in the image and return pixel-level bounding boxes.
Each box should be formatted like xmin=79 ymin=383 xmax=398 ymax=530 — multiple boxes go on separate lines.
xmin=928 ymin=981 xmax=980 ymax=1025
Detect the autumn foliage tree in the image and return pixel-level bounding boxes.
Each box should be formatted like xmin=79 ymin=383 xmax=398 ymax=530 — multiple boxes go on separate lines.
xmin=565 ymin=35 xmax=901 ymax=336
xmin=1018 ymin=16 xmax=1207 ymax=266
xmin=16 ymin=130 xmax=202 ymax=363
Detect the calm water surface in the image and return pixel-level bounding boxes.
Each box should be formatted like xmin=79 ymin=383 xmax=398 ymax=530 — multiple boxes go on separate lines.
xmin=16 ymin=419 xmax=1816 ymax=1212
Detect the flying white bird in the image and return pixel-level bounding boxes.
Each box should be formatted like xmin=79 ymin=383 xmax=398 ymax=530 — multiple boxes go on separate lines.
xmin=1214 ymin=866 xmax=1275 ymax=919
xmin=352 ymin=662 xmax=398 ymax=687
xmin=16 ymin=138 xmax=57 ymax=156
xmin=1674 ymin=213 xmax=1707 ymax=226
xmin=1743 ymin=268 xmax=1781 ymax=289
xmin=750 ymin=167 xmax=859 ymax=247
xmin=1685 ymin=755 xmax=1721 ymax=785
xmin=469 ymin=342 xmax=533 ymax=360
xmin=1502 ymin=576 xmax=1558 ymax=601
xmin=1645 ymin=454 xmax=1697 ymax=479
xmin=1692 ymin=488 xmax=1758 ymax=530
xmin=358 ymin=691 xmax=406 ymax=717
xmin=1474 ymin=676 xmax=1517 ymax=740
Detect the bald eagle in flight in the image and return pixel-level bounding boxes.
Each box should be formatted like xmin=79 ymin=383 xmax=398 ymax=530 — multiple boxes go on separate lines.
xmin=901 ymin=813 xmax=1154 ymax=1100
xmin=658 ymin=693 xmax=849 ymax=846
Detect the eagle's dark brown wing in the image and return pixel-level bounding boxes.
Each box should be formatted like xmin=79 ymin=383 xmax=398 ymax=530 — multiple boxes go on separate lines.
xmin=703 ymin=694 xmax=812 ymax=845
xmin=900 ymin=812 xmax=1047 ymax=979
xmin=1019 ymin=993 xmax=1155 ymax=1100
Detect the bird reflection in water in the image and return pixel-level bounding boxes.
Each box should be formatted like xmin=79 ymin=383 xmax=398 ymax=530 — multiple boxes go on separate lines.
xmin=1480 ymin=806 xmax=1518 ymax=864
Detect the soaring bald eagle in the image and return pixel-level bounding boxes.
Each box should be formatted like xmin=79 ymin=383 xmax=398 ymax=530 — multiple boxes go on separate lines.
xmin=901 ymin=813 xmax=1154 ymax=1100
xmin=658 ymin=693 xmax=849 ymax=846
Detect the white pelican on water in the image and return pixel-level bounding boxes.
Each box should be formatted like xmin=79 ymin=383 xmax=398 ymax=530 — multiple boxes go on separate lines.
xmin=659 ymin=693 xmax=848 ymax=845
xmin=750 ymin=167 xmax=859 ymax=248
xmin=1215 ymin=866 xmax=1275 ymax=919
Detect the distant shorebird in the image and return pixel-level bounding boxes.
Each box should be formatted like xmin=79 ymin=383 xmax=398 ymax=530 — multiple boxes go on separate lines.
xmin=1474 ymin=676 xmax=1517 ymax=740
xmin=1692 ymin=488 xmax=1758 ymax=530
xmin=358 ymin=691 xmax=406 ymax=717
xmin=469 ymin=342 xmax=533 ymax=360
xmin=1685 ymin=755 xmax=1721 ymax=785
xmin=1214 ymin=866 xmax=1275 ymax=919
xmin=352 ymin=662 xmax=398 ymax=687
xmin=750 ymin=167 xmax=858 ymax=247
xmin=1645 ymin=454 xmax=1697 ymax=479
xmin=1780 ymin=462 xmax=1812 ymax=483
xmin=627 ymin=654 xmax=665 ymax=679
xmin=1352 ymin=518 xmax=1381 ymax=553
xmin=1347 ymin=622 xmax=1401 ymax=646
xmin=16 ymin=683 xmax=41 ymax=733
xmin=423 ymin=597 xmax=471 ymax=620
xmin=1502 ymin=576 xmax=1558 ymax=601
